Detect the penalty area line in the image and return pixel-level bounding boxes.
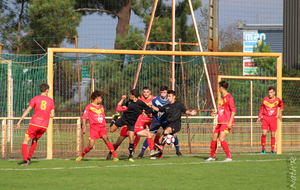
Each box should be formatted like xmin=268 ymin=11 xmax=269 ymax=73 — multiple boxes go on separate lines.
xmin=0 ymin=158 xmax=287 ymax=171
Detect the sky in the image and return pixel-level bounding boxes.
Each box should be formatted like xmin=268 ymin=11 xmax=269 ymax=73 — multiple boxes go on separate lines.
xmin=63 ymin=0 xmax=283 ymax=50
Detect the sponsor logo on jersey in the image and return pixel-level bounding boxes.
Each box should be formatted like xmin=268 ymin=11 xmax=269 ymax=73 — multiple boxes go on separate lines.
xmin=90 ymin=107 xmax=104 ymax=115
xmin=263 ymin=100 xmax=279 ymax=108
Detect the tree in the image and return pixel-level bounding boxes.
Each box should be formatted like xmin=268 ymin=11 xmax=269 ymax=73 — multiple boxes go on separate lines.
xmin=0 ymin=0 xmax=30 ymax=54
xmin=74 ymin=0 xmax=132 ymax=49
xmin=28 ymin=0 xmax=81 ymax=54
xmin=0 ymin=0 xmax=81 ymax=54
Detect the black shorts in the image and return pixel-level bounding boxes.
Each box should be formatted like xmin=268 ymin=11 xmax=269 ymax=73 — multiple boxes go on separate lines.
xmin=165 ymin=122 xmax=181 ymax=135
xmin=149 ymin=121 xmax=168 ymax=133
xmin=115 ymin=115 xmax=135 ymax=132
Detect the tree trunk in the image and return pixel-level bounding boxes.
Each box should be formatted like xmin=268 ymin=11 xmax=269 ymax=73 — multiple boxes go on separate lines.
xmin=17 ymin=0 xmax=25 ymax=54
xmin=114 ymin=0 xmax=132 ymax=49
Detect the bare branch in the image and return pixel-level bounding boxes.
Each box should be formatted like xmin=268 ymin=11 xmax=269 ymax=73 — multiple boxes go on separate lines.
xmin=74 ymin=8 xmax=119 ymax=18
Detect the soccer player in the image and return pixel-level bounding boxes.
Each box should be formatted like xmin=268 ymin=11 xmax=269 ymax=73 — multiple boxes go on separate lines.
xmin=206 ymin=80 xmax=236 ymax=162
xmin=110 ymin=89 xmax=154 ymax=162
xmin=16 ymin=83 xmax=55 ymax=166
xmin=137 ymin=86 xmax=183 ymax=159
xmin=151 ymin=90 xmax=197 ymax=156
xmin=106 ymin=86 xmax=157 ymax=160
xmin=256 ymin=86 xmax=283 ymax=154
xmin=76 ymin=91 xmax=119 ymax=162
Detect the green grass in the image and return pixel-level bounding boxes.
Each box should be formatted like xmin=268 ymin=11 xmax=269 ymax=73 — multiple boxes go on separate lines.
xmin=0 ymin=153 xmax=299 ymax=190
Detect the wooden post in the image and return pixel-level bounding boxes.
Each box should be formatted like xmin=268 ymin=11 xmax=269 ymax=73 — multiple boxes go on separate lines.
xmin=2 ymin=119 xmax=6 ymax=158
xmin=76 ymin=118 xmax=81 ymax=156
xmin=250 ymin=81 xmax=253 ymax=147
xmin=276 ymin=55 xmax=282 ymax=154
xmin=47 ymin=48 xmax=54 ymax=159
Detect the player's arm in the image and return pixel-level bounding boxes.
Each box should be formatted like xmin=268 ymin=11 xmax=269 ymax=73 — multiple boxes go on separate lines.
xmin=227 ymin=96 xmax=236 ymax=129
xmin=185 ymin=110 xmax=197 ymax=116
xmin=227 ymin=112 xmax=235 ymax=129
xmin=16 ymin=106 xmax=33 ymax=129
xmin=82 ymin=119 xmax=87 ymax=134
xmin=50 ymin=109 xmax=55 ymax=118
xmin=277 ymin=99 xmax=284 ymax=121
xmin=256 ymin=100 xmax=264 ymax=123
xmin=151 ymin=104 xmax=164 ymax=112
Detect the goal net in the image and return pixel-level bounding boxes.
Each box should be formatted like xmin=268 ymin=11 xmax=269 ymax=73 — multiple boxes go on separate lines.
xmin=1 ymin=49 xmax=299 ymax=159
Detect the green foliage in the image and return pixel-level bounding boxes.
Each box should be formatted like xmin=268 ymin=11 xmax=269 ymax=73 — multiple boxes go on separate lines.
xmin=28 ymin=0 xmax=81 ymax=52
xmin=115 ymin=25 xmax=144 ymax=50
xmin=253 ymin=40 xmax=276 ymax=76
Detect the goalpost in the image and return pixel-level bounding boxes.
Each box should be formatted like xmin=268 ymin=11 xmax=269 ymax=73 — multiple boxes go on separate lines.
xmin=46 ymin=48 xmax=290 ymax=159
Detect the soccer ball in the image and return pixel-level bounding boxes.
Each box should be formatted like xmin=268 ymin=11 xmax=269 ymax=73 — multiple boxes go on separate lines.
xmin=165 ymin=134 xmax=175 ymax=145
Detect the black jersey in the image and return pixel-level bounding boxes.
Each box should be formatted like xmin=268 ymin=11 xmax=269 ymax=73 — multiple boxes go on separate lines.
xmin=158 ymin=101 xmax=187 ymax=123
xmin=123 ymin=99 xmax=152 ymax=126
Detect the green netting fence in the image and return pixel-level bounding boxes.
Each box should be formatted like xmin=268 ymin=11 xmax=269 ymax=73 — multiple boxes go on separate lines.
xmin=1 ymin=53 xmax=300 ymax=159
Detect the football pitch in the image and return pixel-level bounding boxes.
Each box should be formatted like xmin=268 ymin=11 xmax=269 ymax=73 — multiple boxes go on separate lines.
xmin=0 ymin=153 xmax=298 ymax=190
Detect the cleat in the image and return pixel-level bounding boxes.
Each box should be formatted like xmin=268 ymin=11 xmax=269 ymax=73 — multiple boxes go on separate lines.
xmin=137 ymin=153 xmax=144 ymax=159
xmin=113 ymin=158 xmax=119 ymax=162
xmin=158 ymin=154 xmax=163 ymax=159
xmin=176 ymin=151 xmax=182 ymax=157
xmin=21 ymin=160 xmax=30 ymax=166
xmin=150 ymin=156 xmax=156 ymax=160
xmin=110 ymin=113 xmax=120 ymax=127
xmin=129 ymin=158 xmax=135 ymax=162
xmin=106 ymin=152 xmax=112 ymax=160
xmin=205 ymin=157 xmax=216 ymax=161
xmin=76 ymin=156 xmax=83 ymax=162
xmin=150 ymin=149 xmax=160 ymax=156
xmin=260 ymin=150 xmax=266 ymax=154
xmin=155 ymin=152 xmax=163 ymax=159
xmin=270 ymin=151 xmax=275 ymax=154
xmin=154 ymin=143 xmax=164 ymax=152
xmin=222 ymin=157 xmax=233 ymax=162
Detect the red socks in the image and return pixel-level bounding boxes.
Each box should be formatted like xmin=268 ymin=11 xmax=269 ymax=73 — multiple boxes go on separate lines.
xmin=81 ymin=147 xmax=90 ymax=157
xmin=22 ymin=144 xmax=28 ymax=161
xmin=261 ymin=135 xmax=266 ymax=150
xmin=271 ymin=137 xmax=275 ymax=152
xmin=148 ymin=138 xmax=154 ymax=150
xmin=210 ymin=141 xmax=217 ymax=158
xmin=221 ymin=140 xmax=231 ymax=158
xmin=154 ymin=136 xmax=160 ymax=145
xmin=133 ymin=136 xmax=140 ymax=150
xmin=28 ymin=141 xmax=37 ymax=160
xmin=106 ymin=142 xmax=117 ymax=158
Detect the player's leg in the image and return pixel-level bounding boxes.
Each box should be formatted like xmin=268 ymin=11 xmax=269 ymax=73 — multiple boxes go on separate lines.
xmin=261 ymin=129 xmax=268 ymax=154
xmin=127 ymin=128 xmax=135 ymax=162
xmin=133 ymin=136 xmax=141 ymax=150
xmin=261 ymin=117 xmax=269 ymax=154
xmin=219 ymin=131 xmax=232 ymax=161
xmin=138 ymin=121 xmax=160 ymax=158
xmin=173 ymin=134 xmax=182 ymax=157
xmin=106 ymin=135 xmax=126 ymax=160
xmin=205 ymin=132 xmax=219 ymax=161
xmin=76 ymin=139 xmax=95 ymax=162
xmin=137 ymin=130 xmax=159 ymax=156
xmin=101 ymin=135 xmax=118 ymax=161
xmin=21 ymin=135 xmax=32 ymax=166
xmin=269 ymin=117 xmax=277 ymax=154
xmin=27 ymin=127 xmax=47 ymax=161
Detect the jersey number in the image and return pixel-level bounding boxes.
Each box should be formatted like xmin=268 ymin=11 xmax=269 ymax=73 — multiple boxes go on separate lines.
xmin=40 ymin=100 xmax=47 ymax=110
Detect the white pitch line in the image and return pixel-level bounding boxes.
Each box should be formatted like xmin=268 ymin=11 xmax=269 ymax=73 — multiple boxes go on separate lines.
xmin=0 ymin=158 xmax=290 ymax=171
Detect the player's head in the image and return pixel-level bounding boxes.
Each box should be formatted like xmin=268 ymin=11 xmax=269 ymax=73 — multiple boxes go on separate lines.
xmin=167 ymin=90 xmax=176 ymax=103
xmin=219 ymin=80 xmax=228 ymax=93
xmin=130 ymin=89 xmax=140 ymax=100
xmin=90 ymin=90 xmax=105 ymax=104
xmin=267 ymin=86 xmax=276 ymax=98
xmin=160 ymin=85 xmax=168 ymax=99
xmin=142 ymin=86 xmax=151 ymax=98
xmin=40 ymin=83 xmax=50 ymax=94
